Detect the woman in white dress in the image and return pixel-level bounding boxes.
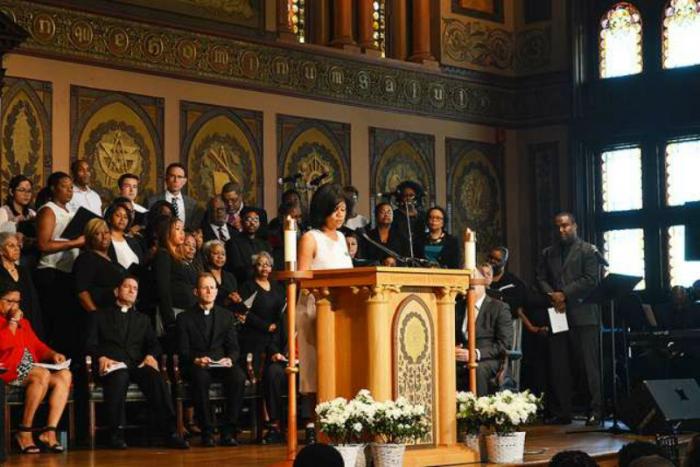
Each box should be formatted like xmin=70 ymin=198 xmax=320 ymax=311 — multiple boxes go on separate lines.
xmin=297 ymin=183 xmax=352 ymax=436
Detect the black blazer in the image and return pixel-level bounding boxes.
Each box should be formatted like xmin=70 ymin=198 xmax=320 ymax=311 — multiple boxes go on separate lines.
xmin=176 ymin=304 xmax=240 ymax=367
xmin=364 ymin=227 xmax=410 ymax=263
xmin=152 ymin=248 xmax=198 ymax=327
xmin=147 ymin=192 xmax=204 ymax=231
xmin=535 ymin=238 xmax=600 ymax=327
xmin=107 ymin=236 xmax=145 ymax=273
xmin=85 ymin=305 xmax=161 ymax=368
xmin=202 ymin=223 xmax=237 ymax=243
xmin=415 ymin=232 xmax=461 ymax=269
xmin=455 ymin=295 xmax=512 ymax=361
xmin=224 ymin=235 xmax=271 ymax=284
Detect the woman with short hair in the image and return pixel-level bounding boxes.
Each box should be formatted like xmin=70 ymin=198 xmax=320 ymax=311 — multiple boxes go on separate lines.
xmin=415 ymin=206 xmax=461 ymax=269
xmin=0 ymin=233 xmax=43 ymax=336
xmin=202 ymin=239 xmax=240 ymax=309
xmin=105 ymin=202 xmax=143 ymax=271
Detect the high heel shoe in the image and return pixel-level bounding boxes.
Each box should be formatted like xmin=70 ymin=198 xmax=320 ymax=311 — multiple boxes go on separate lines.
xmin=15 ymin=425 xmax=40 ymax=454
xmin=37 ymin=426 xmax=65 ymax=453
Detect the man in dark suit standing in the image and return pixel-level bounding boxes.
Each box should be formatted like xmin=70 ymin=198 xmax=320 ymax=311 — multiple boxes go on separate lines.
xmin=85 ymin=275 xmax=189 ymax=449
xmin=176 ymin=273 xmax=246 ymax=447
xmin=536 ymin=211 xmax=602 ymax=426
xmin=202 ymin=196 xmax=236 ymax=243
xmin=147 ymin=162 xmax=203 ymax=231
xmin=455 ymin=267 xmax=513 ymax=395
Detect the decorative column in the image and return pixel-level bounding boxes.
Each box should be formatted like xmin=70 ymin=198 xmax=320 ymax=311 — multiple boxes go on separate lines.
xmin=435 ymin=286 xmax=466 ymax=446
xmin=330 ymin=0 xmax=355 ymax=48
xmin=357 ymin=0 xmax=377 ymax=51
xmin=387 ymin=0 xmax=408 ymax=59
xmin=0 ymin=12 xmax=29 ymax=86
xmin=365 ymin=285 xmax=400 ymax=402
xmin=315 ymin=287 xmax=336 ymax=403
xmin=277 ymin=0 xmax=297 ymax=42
xmin=408 ymin=0 xmax=435 ymax=62
xmin=308 ymin=0 xmax=330 ymax=45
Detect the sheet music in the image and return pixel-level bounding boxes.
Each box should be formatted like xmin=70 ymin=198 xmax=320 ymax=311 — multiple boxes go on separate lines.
xmin=34 ymin=359 xmax=72 ymax=371
xmin=102 ymin=361 xmax=128 ymax=375
xmin=547 ymin=308 xmax=569 ymax=334
xmin=209 ymin=358 xmax=233 ymax=368
xmin=243 ymin=291 xmax=258 ymax=309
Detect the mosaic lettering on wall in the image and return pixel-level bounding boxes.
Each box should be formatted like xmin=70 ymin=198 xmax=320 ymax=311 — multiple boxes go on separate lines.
xmin=112 ymin=0 xmax=263 ymax=29
xmin=1 ymin=77 xmax=52 ymax=200
xmin=451 ymin=0 xmax=505 ymax=23
xmin=393 ymin=295 xmax=436 ymax=445
xmin=529 ymin=142 xmax=560 ymax=259
xmin=277 ymin=115 xmax=350 ymax=212
xmin=446 ymin=138 xmax=504 ymax=260
xmin=181 ymin=101 xmax=262 ymax=207
xmin=370 ymin=128 xmax=435 ymax=210
xmin=0 ymin=1 xmax=568 ymax=126
xmin=442 ymin=18 xmax=551 ymax=73
xmin=70 ymin=86 xmax=164 ymax=205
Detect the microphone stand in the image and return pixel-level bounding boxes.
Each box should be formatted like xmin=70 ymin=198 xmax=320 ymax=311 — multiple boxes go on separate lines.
xmin=357 ymin=228 xmax=438 ymax=268
xmin=402 ymin=199 xmax=415 ymax=260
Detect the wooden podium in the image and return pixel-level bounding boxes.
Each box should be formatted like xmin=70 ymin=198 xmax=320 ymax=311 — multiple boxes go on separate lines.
xmin=299 ymin=266 xmax=477 ymax=466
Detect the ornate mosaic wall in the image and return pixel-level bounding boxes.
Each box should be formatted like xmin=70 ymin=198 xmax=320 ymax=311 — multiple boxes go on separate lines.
xmin=1 ymin=77 xmax=52 ymax=199
xmin=277 ymin=115 xmax=350 ymax=210
xmin=529 ymin=141 xmax=560 ymax=258
xmin=392 ymin=295 xmax=436 ymax=445
xmin=446 ymin=138 xmax=504 ymax=259
xmin=70 ymin=86 xmax=164 ymax=204
xmin=370 ymin=128 xmax=435 ymax=207
xmin=181 ymin=101 xmax=263 ymax=206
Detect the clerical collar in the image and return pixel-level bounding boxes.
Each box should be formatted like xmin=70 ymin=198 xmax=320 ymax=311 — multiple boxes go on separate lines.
xmin=119 ymin=305 xmax=130 ymax=313
xmin=201 ymin=306 xmax=213 ymax=316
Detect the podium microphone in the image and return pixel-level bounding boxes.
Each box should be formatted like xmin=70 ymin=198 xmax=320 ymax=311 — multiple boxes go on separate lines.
xmin=309 ymin=172 xmax=329 ymax=186
xmin=277 ymin=173 xmax=302 ymax=185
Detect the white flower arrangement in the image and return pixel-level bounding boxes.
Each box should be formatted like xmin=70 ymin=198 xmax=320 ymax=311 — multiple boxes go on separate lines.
xmin=456 ymin=390 xmax=541 ymax=435
xmin=370 ymin=396 xmax=429 ymax=444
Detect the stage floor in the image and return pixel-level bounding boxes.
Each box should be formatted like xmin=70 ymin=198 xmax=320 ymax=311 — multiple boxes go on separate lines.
xmin=0 ymin=422 xmax=675 ymax=466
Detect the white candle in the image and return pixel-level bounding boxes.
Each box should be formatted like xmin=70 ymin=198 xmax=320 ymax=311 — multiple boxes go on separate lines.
xmin=283 ymin=215 xmax=297 ymax=268
xmin=464 ymin=228 xmax=476 ymax=270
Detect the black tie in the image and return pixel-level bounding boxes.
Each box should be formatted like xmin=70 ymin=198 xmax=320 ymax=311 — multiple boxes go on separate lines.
xmin=171 ymin=197 xmax=180 ymax=220
xmin=218 ymin=226 xmax=225 ymax=241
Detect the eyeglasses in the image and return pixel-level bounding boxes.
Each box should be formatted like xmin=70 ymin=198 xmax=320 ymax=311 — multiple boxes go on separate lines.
xmin=14 ymin=188 xmax=32 ymax=194
xmin=243 ymin=217 xmax=260 ymax=223
xmin=0 ymin=298 xmax=20 ymax=304
xmin=428 ymin=216 xmax=444 ymax=221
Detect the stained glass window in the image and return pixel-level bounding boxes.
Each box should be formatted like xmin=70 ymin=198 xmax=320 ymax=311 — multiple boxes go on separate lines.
xmin=599 ymin=3 xmax=643 ymax=78
xmin=603 ymin=229 xmax=646 ymax=289
xmin=601 ymin=147 xmax=643 ymax=212
xmin=663 ymin=0 xmax=700 ymax=69
xmin=372 ymin=1 xmax=386 ymax=56
xmin=291 ymin=0 xmax=305 ymax=43
xmin=665 ymin=140 xmax=700 ymax=206
xmin=668 ymin=225 xmax=700 ymax=287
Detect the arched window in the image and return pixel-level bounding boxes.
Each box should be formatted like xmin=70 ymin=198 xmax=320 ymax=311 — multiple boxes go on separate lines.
xmin=599 ymin=3 xmax=643 ymax=78
xmin=663 ymin=0 xmax=700 ymax=69
xmin=291 ymin=0 xmax=306 ymax=43
xmin=372 ymin=0 xmax=386 ymax=56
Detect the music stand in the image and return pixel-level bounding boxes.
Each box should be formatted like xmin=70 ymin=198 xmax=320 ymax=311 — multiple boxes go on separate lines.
xmin=585 ymin=273 xmax=642 ymax=434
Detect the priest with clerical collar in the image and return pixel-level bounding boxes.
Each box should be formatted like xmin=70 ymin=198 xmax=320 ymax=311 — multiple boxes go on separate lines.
xmin=85 ymin=275 xmax=189 ymax=450
xmin=176 ymin=272 xmax=246 ymax=448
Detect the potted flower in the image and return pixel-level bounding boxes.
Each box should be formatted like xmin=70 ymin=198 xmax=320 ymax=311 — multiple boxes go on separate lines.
xmin=480 ymin=390 xmax=541 ymax=464
xmin=456 ymin=391 xmax=487 ymax=461
xmin=369 ymin=397 xmax=429 ymax=467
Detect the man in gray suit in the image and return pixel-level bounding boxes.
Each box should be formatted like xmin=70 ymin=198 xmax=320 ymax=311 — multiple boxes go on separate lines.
xmin=536 ymin=211 xmax=602 ymax=426
xmin=147 ymin=162 xmax=204 ymax=231
xmin=455 ymin=267 xmax=513 ymax=396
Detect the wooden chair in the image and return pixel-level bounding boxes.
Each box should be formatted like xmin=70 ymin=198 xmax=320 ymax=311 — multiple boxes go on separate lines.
xmin=2 ymin=377 xmax=75 ymax=454
xmin=172 ymin=353 xmax=263 ymax=442
xmin=84 ymin=355 xmax=170 ymax=449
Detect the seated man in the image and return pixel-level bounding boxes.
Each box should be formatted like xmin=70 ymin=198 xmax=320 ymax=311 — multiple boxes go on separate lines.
xmin=85 ymin=275 xmax=189 ymax=450
xmin=177 ymin=273 xmax=246 ymax=447
xmin=455 ymin=266 xmax=513 ymax=395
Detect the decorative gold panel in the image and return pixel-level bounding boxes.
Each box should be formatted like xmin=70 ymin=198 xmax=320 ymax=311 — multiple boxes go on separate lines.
xmin=392 ymin=294 xmax=436 ymax=445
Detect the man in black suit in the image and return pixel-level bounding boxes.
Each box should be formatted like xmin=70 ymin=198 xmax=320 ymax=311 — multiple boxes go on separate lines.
xmin=536 ymin=211 xmax=602 ymax=426
xmin=225 ymin=207 xmax=271 ymax=284
xmin=176 ymin=273 xmax=246 ymax=447
xmin=147 ymin=162 xmax=203 ymax=230
xmin=85 ymin=276 xmax=189 ymax=449
xmin=202 ymin=196 xmax=236 ymax=243
xmin=455 ymin=267 xmax=513 ymax=395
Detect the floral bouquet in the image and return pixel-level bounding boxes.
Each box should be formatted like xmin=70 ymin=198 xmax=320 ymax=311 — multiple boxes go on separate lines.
xmin=456 ymin=391 xmax=482 ymax=435
xmin=478 ymin=390 xmax=541 ymax=435
xmin=370 ymin=397 xmax=429 ymax=444
xmin=316 ymin=389 xmax=377 ymax=445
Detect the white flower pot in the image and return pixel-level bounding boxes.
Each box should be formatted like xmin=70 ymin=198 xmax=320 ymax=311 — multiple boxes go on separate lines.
xmin=485 ymin=432 xmax=526 ymax=463
xmin=355 ymin=444 xmax=369 ymax=467
xmin=335 ymin=444 xmax=363 ymax=467
xmin=464 ymin=433 xmax=487 ymax=463
xmin=371 ymin=443 xmax=406 ymax=467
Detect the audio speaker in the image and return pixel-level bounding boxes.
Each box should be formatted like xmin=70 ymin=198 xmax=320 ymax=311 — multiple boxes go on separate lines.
xmin=620 ymin=379 xmax=700 ymax=434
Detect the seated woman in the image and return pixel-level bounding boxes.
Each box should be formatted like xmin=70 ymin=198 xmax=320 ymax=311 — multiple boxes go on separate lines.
xmin=105 ymin=202 xmax=143 ymax=272
xmin=74 ymin=219 xmax=126 ymax=313
xmin=415 ymin=206 xmax=461 ymax=269
xmin=0 ymin=233 xmax=43 ymax=337
xmin=0 ymin=281 xmax=72 ymax=454
xmin=365 ymin=202 xmax=409 ymax=266
xmin=238 ymin=251 xmax=285 ymax=370
xmin=202 ymin=240 xmax=240 ymax=310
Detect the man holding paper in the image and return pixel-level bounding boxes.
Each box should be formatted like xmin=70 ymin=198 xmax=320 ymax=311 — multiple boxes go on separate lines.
xmin=85 ymin=275 xmax=189 ymax=449
xmin=536 ymin=212 xmax=601 ymax=426
xmin=176 ymin=273 xmax=246 ymax=447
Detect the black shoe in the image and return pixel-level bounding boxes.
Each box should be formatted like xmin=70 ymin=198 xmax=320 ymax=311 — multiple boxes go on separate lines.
xmin=585 ymin=414 xmax=603 ymax=427
xmin=544 ymin=416 xmax=572 ymax=425
xmin=262 ymin=429 xmax=284 ymax=445
xmin=219 ymin=434 xmax=239 ymax=447
xmin=108 ymin=430 xmax=128 ymax=450
xmin=201 ymin=434 xmax=216 ymax=448
xmin=166 ymin=433 xmax=189 ymax=449
xmin=304 ymin=426 xmax=316 ymax=445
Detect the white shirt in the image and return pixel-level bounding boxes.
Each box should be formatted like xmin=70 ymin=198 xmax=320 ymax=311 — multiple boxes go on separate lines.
xmin=133 ymin=202 xmax=148 ymax=214
xmin=345 ymin=214 xmax=369 ymax=231
xmin=68 ymin=186 xmax=102 ymax=215
xmin=37 ymin=202 xmax=80 ymax=272
xmin=165 ymin=191 xmax=186 ymax=224
xmin=210 ymin=223 xmax=230 ymax=241
xmin=112 ymin=238 xmax=140 ymax=270
xmin=461 ymin=293 xmax=486 ymax=361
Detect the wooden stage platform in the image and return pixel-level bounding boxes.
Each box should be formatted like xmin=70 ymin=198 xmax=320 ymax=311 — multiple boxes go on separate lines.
xmin=0 ymin=422 xmax=679 ymax=466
